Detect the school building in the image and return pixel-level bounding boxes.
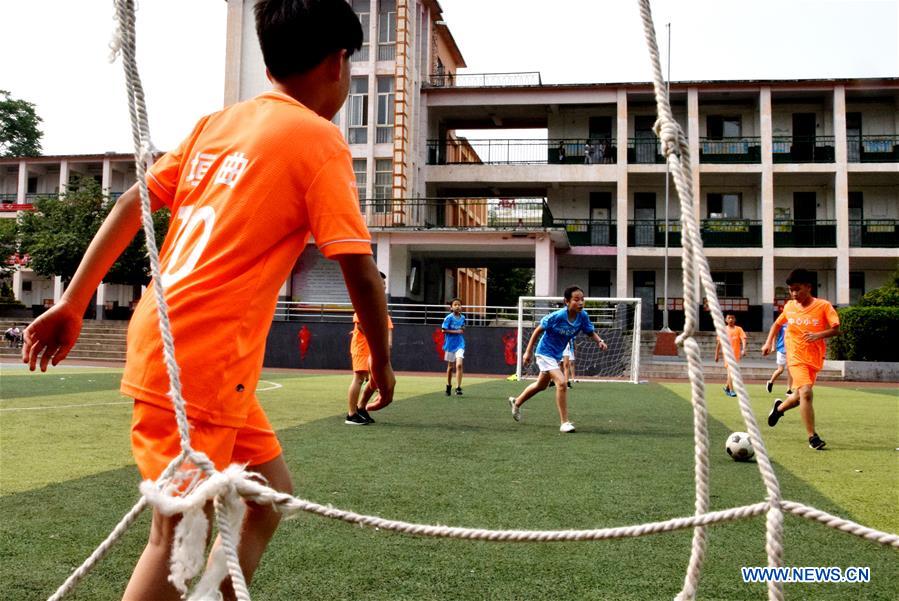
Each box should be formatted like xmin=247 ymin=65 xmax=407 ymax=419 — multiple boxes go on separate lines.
xmin=2 ymin=0 xmax=897 ymax=331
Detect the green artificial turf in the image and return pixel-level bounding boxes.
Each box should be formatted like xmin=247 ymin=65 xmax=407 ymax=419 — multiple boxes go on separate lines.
xmin=1 ymin=366 xmax=896 ymax=600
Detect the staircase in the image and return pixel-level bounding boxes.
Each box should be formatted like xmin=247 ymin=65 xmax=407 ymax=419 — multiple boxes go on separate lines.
xmin=638 ymin=331 xmax=843 ymax=381
xmin=0 ymin=319 xmax=128 ymax=363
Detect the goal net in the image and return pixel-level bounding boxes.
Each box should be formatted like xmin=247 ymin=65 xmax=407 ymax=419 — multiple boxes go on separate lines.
xmin=516 ymin=297 xmax=642 ymax=383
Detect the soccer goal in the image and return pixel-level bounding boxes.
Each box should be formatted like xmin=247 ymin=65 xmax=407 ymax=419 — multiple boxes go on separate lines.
xmin=516 ymin=296 xmax=642 ymax=383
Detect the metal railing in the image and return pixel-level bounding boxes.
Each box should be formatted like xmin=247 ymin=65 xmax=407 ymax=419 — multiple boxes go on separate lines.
xmin=377 ymin=43 xmax=395 ymax=61
xmin=273 ymin=301 xmax=520 ymax=326
xmin=847 ymin=135 xmax=899 ymax=163
xmin=427 ymin=71 xmax=542 ymax=88
xmin=849 ymin=219 xmax=898 ymax=247
xmin=699 ymin=137 xmax=762 ymax=163
xmin=774 ymin=220 xmax=837 ymax=247
xmin=426 ymin=138 xmax=617 ymax=165
xmin=0 ymin=193 xmax=17 ymax=204
xmin=628 ymin=219 xmax=682 ymax=247
xmin=700 ymin=219 xmax=763 ymax=247
xmin=554 ymin=219 xmax=617 ymax=246
xmin=627 ymin=138 xmax=666 ymax=164
xmin=359 ymin=198 xmax=553 ymax=229
xmin=772 ymin=136 xmax=835 ymax=163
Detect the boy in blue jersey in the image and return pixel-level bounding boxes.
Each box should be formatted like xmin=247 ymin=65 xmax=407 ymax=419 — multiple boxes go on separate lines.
xmin=508 ymin=286 xmax=608 ymax=432
xmin=442 ymin=298 xmax=466 ymax=396
xmin=765 ymin=323 xmax=793 ymax=395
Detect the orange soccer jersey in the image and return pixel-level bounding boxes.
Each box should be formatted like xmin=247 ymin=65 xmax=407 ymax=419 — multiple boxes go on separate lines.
xmin=727 ymin=325 xmax=746 ymax=362
xmin=121 ymin=91 xmax=372 ymax=427
xmin=350 ymin=312 xmax=393 ymax=372
xmin=774 ymin=298 xmax=840 ymax=372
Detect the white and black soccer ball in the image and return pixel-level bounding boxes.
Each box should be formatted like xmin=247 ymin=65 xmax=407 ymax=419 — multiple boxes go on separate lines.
xmin=726 ymin=431 xmax=755 ymax=462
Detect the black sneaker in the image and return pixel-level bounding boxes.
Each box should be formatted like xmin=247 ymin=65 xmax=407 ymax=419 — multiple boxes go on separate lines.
xmin=786 ymin=389 xmax=793 ymax=396
xmin=445 ymin=385 xmax=452 ymax=396
xmin=566 ymin=381 xmax=572 ymax=389
xmin=548 ymin=381 xmax=556 ymax=388
xmin=356 ymin=407 xmax=375 ymax=424
xmin=344 ymin=413 xmax=368 ymax=425
xmin=455 ymin=387 xmax=463 ymax=396
xmin=808 ymin=433 xmax=826 ymax=450
xmin=766 ymin=381 xmax=773 ymax=394
xmin=767 ymin=399 xmax=783 ymax=427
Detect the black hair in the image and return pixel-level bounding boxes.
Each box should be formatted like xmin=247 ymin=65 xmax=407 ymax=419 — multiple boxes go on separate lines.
xmin=785 ymin=268 xmax=815 ymax=286
xmin=563 ymin=285 xmax=583 ymax=301
xmin=450 ymin=297 xmax=462 ymax=305
xmin=254 ymin=0 xmax=363 ymax=79
xmin=725 ymin=312 xmax=736 ymax=318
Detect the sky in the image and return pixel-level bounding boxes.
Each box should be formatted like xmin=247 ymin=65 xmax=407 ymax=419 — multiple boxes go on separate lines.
xmin=2 ymin=0 xmax=896 ymax=156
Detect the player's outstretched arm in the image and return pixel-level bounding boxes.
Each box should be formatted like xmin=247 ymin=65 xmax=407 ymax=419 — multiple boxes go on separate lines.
xmin=760 ymin=320 xmax=782 ymax=356
xmin=23 ymin=184 xmax=154 ymax=371
xmin=523 ymin=326 xmax=544 ymax=364
xmin=590 ymin=332 xmax=608 ymax=351
xmin=338 ymin=254 xmax=395 ymax=406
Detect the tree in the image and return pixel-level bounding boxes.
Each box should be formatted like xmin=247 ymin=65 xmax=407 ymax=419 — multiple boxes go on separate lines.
xmin=0 ymin=218 xmax=18 ymax=278
xmin=487 ymin=267 xmax=534 ymax=307
xmin=0 ymin=90 xmax=43 ymax=157
xmin=18 ymin=175 xmax=168 ymax=289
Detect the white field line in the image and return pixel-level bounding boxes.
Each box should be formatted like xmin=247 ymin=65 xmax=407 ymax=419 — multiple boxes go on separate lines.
xmin=1 ymin=380 xmax=284 ymax=412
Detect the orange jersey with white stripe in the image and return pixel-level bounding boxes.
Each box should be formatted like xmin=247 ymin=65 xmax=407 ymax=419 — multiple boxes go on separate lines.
xmin=774 ymin=298 xmax=839 ymax=370
xmin=121 ymin=91 xmax=371 ymax=427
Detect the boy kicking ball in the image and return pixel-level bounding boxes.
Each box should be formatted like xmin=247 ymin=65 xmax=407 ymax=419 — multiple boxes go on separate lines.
xmin=762 ymin=269 xmax=840 ymax=450
xmin=508 ymin=286 xmax=607 ymax=433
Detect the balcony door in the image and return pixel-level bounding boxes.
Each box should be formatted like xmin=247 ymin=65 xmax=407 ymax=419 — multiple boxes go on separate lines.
xmin=634 ymin=192 xmax=656 ymax=246
xmin=792 ymin=113 xmax=816 ymax=161
xmin=849 ymin=191 xmax=863 ymax=246
xmin=635 ymin=116 xmax=656 ymax=163
xmin=847 ymin=112 xmax=862 ymax=162
xmin=633 ymin=271 xmax=656 ymax=330
xmin=792 ymin=191 xmax=816 ymax=245
xmin=590 ymin=192 xmax=612 ymax=245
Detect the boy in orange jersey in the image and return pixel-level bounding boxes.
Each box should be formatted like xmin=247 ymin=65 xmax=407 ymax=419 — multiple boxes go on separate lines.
xmin=762 ymin=268 xmax=840 ymax=450
xmin=714 ymin=312 xmax=747 ymax=397
xmin=346 ymin=271 xmax=393 ymax=425
xmin=21 ymin=2 xmax=394 ymax=599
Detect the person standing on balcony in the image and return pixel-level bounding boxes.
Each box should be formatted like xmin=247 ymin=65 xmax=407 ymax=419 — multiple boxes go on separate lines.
xmin=442 ymin=298 xmax=466 ymax=396
xmin=763 ymin=268 xmax=840 ymax=451
xmin=715 ymin=313 xmax=747 ymax=397
xmin=346 ymin=272 xmax=393 ymax=425
xmin=583 ymin=141 xmax=594 ymax=164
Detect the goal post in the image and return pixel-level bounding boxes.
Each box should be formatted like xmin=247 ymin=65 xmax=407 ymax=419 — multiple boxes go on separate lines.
xmin=516 ymin=296 xmax=642 ymax=383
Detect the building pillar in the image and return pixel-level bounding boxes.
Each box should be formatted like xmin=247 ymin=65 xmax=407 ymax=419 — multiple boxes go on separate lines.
xmin=759 ymin=87 xmax=775 ymax=328
xmin=59 ymin=160 xmax=69 ymax=195
xmin=17 ymin=161 xmax=27 ymax=204
xmin=53 ymin=276 xmax=64 ymax=304
xmin=534 ymin=235 xmax=557 ymax=296
xmin=12 ymin=269 xmax=23 ymax=303
xmin=687 ymin=87 xmax=701 ymax=223
xmin=833 ymin=85 xmax=850 ymax=306
xmin=101 ymin=158 xmax=112 ymax=198
xmin=95 ymin=283 xmax=107 ymax=320
xmin=616 ymin=89 xmax=629 ymax=297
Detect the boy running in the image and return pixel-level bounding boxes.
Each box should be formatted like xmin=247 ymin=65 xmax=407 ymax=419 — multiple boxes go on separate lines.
xmin=346 ymin=272 xmax=393 ymax=424
xmin=762 ymin=268 xmax=840 ymax=450
xmin=508 ymin=286 xmax=607 ymax=433
xmin=714 ymin=313 xmax=747 ymax=397
xmin=442 ymin=298 xmax=466 ymax=396
xmin=22 ymin=2 xmax=394 ymax=599
xmin=765 ymin=323 xmax=793 ymax=395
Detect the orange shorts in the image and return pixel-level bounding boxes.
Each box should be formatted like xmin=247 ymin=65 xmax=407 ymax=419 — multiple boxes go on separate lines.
xmin=130 ymin=399 xmax=282 ymax=481
xmin=787 ymin=364 xmax=819 ymax=389
xmin=351 ymin=349 xmax=370 ymax=373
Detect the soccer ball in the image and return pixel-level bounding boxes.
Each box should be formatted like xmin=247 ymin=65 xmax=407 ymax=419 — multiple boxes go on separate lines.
xmin=726 ymin=431 xmax=755 ymax=462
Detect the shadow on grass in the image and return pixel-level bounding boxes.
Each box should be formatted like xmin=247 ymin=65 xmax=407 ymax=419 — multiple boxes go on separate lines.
xmin=2 ymin=380 xmax=896 ymax=601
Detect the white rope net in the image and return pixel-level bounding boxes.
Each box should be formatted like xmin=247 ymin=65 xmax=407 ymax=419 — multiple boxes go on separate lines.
xmin=46 ymin=2 xmax=898 ymax=600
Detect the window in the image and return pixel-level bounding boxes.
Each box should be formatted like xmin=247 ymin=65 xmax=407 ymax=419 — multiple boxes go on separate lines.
xmin=849 ymin=272 xmax=865 ymax=305
xmin=347 ymin=77 xmax=368 ymax=144
xmin=374 ymin=159 xmax=392 ymax=212
xmin=588 ymin=270 xmax=611 ymax=298
xmin=22 ymin=280 xmax=32 ymax=292
xmin=377 ymin=0 xmax=396 ymax=61
xmin=353 ymin=159 xmax=367 ymax=205
xmin=376 ymin=76 xmax=395 ymax=143
xmin=711 ymin=272 xmax=743 ymax=298
xmin=707 ymin=193 xmax=742 ymax=218
xmin=707 ymin=115 xmax=741 ymax=139
xmin=350 ymin=0 xmax=370 ymax=62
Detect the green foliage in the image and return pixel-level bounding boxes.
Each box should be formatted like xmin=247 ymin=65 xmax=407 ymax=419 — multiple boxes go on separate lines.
xmin=487 ymin=267 xmax=534 ymax=307
xmin=0 ymin=217 xmax=18 ymax=277
xmin=17 ymin=175 xmax=169 ymax=287
xmin=0 ymin=90 xmax=43 ymax=157
xmin=828 ymin=306 xmax=899 ymax=361
xmin=857 ymin=282 xmax=899 ymax=307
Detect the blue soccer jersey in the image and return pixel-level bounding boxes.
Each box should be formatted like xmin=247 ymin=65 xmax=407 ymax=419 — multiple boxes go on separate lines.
xmin=442 ymin=313 xmax=466 ymax=353
xmin=535 ymin=308 xmax=595 ymax=361
xmin=775 ymin=324 xmax=787 ymax=353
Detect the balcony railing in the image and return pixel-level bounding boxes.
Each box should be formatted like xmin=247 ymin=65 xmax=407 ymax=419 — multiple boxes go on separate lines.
xmin=0 ymin=193 xmax=18 ymax=204
xmin=427 ymin=138 xmax=617 ymax=165
xmin=627 ymin=138 xmax=665 ymax=164
xmin=850 ymin=219 xmax=898 ymax=247
xmin=701 ymin=219 xmax=763 ymax=247
xmin=554 ymin=219 xmax=617 ymax=246
xmin=699 ymin=137 xmax=762 ymax=164
xmin=359 ymin=198 xmax=553 ymax=229
xmin=847 ymin=135 xmax=899 ymax=163
xmin=427 ymin=71 xmax=542 ymax=88
xmin=628 ymin=220 xmax=682 ymax=247
xmin=772 ymin=136 xmax=835 ymax=163
xmin=774 ymin=220 xmax=836 ymax=247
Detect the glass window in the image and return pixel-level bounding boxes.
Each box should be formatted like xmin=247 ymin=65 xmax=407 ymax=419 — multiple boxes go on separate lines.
xmin=711 ymin=272 xmax=743 ymax=298
xmin=374 ymin=159 xmax=392 ymax=211
xmin=347 ymin=77 xmax=368 ymax=144
xmin=376 ymin=76 xmax=394 ymax=143
xmin=707 ymin=192 xmax=742 ymax=218
xmin=350 ymin=0 xmax=370 ymax=62
xmin=353 ymin=159 xmax=367 ymax=204
xmin=377 ymin=0 xmax=396 ymax=60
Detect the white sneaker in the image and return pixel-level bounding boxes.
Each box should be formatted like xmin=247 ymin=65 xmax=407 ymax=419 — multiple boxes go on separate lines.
xmin=559 ymin=421 xmax=576 ymax=433
xmin=508 ymin=397 xmax=522 ymax=422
